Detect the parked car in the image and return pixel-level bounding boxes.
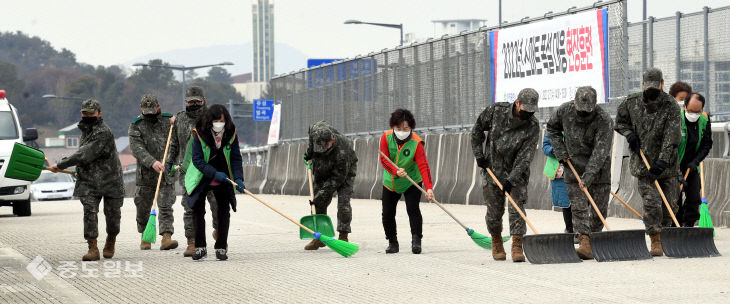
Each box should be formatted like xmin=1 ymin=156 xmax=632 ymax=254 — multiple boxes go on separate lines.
xmin=30 ymin=171 xmax=75 ymax=201
xmin=0 ymin=90 xmax=38 ymax=216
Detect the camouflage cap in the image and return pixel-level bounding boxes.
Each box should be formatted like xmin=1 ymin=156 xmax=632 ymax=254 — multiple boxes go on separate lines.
xmin=310 ymin=124 xmax=334 ymax=153
xmin=140 ymin=94 xmax=159 ymax=114
xmin=642 ymin=68 xmax=663 ymax=89
xmin=80 ymin=98 xmax=101 ymax=114
xmin=517 ymin=88 xmax=539 ymax=112
xmin=185 ymin=86 xmax=204 ymax=102
xmin=574 ymin=86 xmax=598 ymax=112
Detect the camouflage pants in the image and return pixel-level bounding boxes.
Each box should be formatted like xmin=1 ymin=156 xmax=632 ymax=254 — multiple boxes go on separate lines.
xmin=181 ymin=190 xmax=219 ymax=238
xmin=637 ymin=177 xmax=679 ymax=235
xmin=134 ymin=184 xmax=175 ymax=235
xmin=80 ymin=196 xmax=123 ymax=240
xmin=312 ymin=176 xmax=354 ymax=233
xmin=566 ymin=183 xmax=610 ymax=235
xmin=483 ymin=181 xmax=527 ymax=236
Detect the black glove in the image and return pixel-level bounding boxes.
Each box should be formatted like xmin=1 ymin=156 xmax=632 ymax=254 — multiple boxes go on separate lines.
xmin=214 ymin=172 xmax=229 ymax=182
xmin=502 ymin=180 xmax=513 ymax=194
xmin=581 ymin=173 xmax=595 ymax=188
xmin=686 ymin=160 xmax=700 ymax=173
xmin=558 ymin=158 xmax=568 ymax=166
xmin=627 ymin=133 xmax=640 ymax=153
xmin=476 ymin=157 xmax=489 ymax=169
xmin=678 ymin=174 xmax=688 ymax=189
xmin=648 ymin=160 xmax=668 ymax=181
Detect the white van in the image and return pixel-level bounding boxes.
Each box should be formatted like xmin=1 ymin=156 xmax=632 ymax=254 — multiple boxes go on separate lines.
xmin=0 ymin=90 xmax=38 ymax=216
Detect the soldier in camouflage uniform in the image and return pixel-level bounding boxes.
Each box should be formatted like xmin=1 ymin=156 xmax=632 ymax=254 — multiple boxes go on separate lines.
xmin=547 ymin=86 xmax=613 ymax=260
xmin=50 ymin=99 xmax=124 ymax=261
xmin=471 ymin=88 xmax=540 ymax=262
xmin=302 ymin=121 xmax=357 ymax=250
xmin=165 ymin=86 xmax=220 ymax=257
xmin=615 ymin=68 xmax=681 ymax=256
xmin=128 ymin=94 xmax=178 ymax=251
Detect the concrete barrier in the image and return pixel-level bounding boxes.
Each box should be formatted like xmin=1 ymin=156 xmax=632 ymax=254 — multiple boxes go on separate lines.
xmin=369 ymin=136 xmax=385 ymax=200
xmin=262 ymin=144 xmax=290 ymax=194
xmin=431 ymin=133 xmax=460 ymax=204
xmin=281 ymin=143 xmax=306 ymax=195
xmin=352 ymin=137 xmax=378 ymax=199
xmin=703 ymin=158 xmax=730 ymax=227
xmin=449 ymin=133 xmax=478 ymax=205
xmin=243 ymin=165 xmax=266 ymax=194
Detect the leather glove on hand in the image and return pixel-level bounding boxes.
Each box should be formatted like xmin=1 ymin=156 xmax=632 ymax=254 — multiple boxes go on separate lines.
xmin=648 ymin=160 xmax=668 ymax=181
xmin=502 ymin=180 xmax=513 ymax=194
xmin=678 ymin=174 xmax=688 ymax=189
xmin=476 ymin=157 xmax=489 ymax=169
xmin=214 ymin=171 xmax=229 ymax=182
xmin=686 ymin=160 xmax=700 ymax=173
xmin=627 ymin=134 xmax=641 ymax=153
xmin=234 ymin=178 xmax=245 ymax=193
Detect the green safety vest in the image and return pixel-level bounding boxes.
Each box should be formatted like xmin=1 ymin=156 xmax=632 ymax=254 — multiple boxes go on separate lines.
xmin=678 ymin=109 xmax=708 ymax=171
xmin=383 ymin=130 xmax=424 ymax=194
xmin=184 ymin=129 xmax=236 ymax=194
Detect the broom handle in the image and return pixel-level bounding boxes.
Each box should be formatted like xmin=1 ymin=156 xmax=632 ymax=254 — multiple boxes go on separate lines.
xmin=151 ymin=119 xmax=175 ymax=210
xmin=610 ymin=191 xmax=643 ymax=220
xmin=639 ymin=150 xmax=680 ymax=227
xmin=700 ymin=162 xmax=705 ymax=199
xmin=378 ymin=151 xmax=468 ymax=230
xmin=679 ymin=168 xmax=691 ymax=191
xmin=307 ymin=168 xmax=316 ymax=214
xmin=485 ymin=167 xmax=540 ymax=234
xmin=565 ymin=160 xmax=611 ymax=231
xmin=240 ymin=186 xmax=314 ymax=234
xmin=44 ymin=167 xmax=74 ymax=175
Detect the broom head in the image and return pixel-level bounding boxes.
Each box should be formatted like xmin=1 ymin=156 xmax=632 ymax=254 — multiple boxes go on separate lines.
xmin=141 ymin=209 xmax=157 ymax=243
xmin=466 ymin=228 xmax=511 ymax=249
xmin=699 ymin=199 xmax=715 ymax=237
xmin=314 ymin=232 xmax=359 ymax=257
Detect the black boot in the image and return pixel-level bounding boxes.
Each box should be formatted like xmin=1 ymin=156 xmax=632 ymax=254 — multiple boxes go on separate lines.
xmin=385 ymin=238 xmax=399 ymax=254
xmin=411 ymin=235 xmax=422 ymax=254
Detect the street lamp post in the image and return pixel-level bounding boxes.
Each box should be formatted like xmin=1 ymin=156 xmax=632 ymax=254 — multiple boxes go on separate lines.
xmin=41 ymin=94 xmax=87 ymax=102
xmin=132 ymin=62 xmax=234 ymax=107
xmin=344 ymin=20 xmax=403 ymax=46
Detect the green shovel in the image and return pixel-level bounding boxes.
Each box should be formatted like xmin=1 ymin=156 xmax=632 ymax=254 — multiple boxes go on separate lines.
xmin=299 ymin=165 xmax=335 ymax=239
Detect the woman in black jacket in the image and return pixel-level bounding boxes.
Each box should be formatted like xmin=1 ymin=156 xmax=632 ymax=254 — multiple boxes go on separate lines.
xmin=185 ymin=104 xmax=245 ymax=261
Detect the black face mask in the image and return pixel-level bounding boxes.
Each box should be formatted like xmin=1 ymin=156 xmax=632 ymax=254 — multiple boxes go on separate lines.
xmin=80 ymin=117 xmax=98 ymax=124
xmin=576 ymin=110 xmax=592 ymax=118
xmin=186 ymin=104 xmax=202 ymax=112
xmin=143 ymin=113 xmax=159 ymax=120
xmin=643 ymin=88 xmax=661 ymax=102
xmin=518 ymin=110 xmax=534 ymax=120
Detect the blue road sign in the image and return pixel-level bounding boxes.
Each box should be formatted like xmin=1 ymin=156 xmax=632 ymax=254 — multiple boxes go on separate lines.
xmin=307 ymin=58 xmax=343 ymax=68
xmin=253 ymin=99 xmax=274 ymax=121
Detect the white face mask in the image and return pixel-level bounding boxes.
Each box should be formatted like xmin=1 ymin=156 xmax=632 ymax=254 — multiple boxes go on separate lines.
xmin=212 ymin=122 xmax=225 ymax=132
xmin=685 ymin=112 xmax=701 ymax=123
xmin=394 ymin=130 xmax=411 ymax=140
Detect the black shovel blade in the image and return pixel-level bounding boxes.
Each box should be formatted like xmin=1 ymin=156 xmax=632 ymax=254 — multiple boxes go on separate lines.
xmin=523 ymin=233 xmax=582 ymax=264
xmin=589 ymin=230 xmax=652 ymax=262
xmin=662 ymin=227 xmax=720 ymax=258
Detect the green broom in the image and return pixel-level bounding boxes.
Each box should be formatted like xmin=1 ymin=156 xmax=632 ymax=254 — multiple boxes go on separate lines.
xmin=698 ymin=162 xmax=715 ymax=236
xmin=239 ymin=186 xmax=359 ymax=257
xmin=378 ymin=151 xmax=508 ymax=249
xmin=142 ymin=119 xmax=175 ymax=244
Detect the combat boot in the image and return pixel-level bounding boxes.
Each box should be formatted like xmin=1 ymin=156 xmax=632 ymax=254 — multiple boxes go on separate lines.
xmin=338 ymin=232 xmax=349 ymax=242
xmin=140 ymin=234 xmax=151 ymax=250
xmin=385 ymin=238 xmax=399 ymax=254
xmin=411 ymin=235 xmax=422 ymax=254
xmin=491 ymin=234 xmax=506 ymax=260
xmin=576 ymin=234 xmax=594 ymax=260
xmin=649 ymin=233 xmax=663 ymax=256
xmin=304 ymin=239 xmax=325 ymax=250
xmin=160 ymin=233 xmax=179 ymax=250
xmin=511 ymin=235 xmax=525 ymax=262
xmin=183 ymin=237 xmax=195 ymax=257
xmin=83 ymin=239 xmax=100 ymax=261
xmin=102 ymin=235 xmax=116 ymax=259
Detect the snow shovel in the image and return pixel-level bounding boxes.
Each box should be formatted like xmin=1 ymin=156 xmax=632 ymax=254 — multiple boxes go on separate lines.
xmin=4 ymin=143 xmax=49 ymax=181
xmin=639 ymin=150 xmax=719 ymax=258
xmin=486 ymin=168 xmax=581 ymax=264
xmin=299 ymin=167 xmax=335 ymax=239
xmin=565 ymin=160 xmax=651 ymax=262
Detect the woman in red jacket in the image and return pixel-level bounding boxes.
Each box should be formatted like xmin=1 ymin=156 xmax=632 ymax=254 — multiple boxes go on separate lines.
xmin=379 ymin=108 xmax=434 ymax=254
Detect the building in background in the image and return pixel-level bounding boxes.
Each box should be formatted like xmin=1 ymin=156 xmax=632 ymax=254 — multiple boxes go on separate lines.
xmin=252 ymin=0 xmax=275 ymax=82
xmin=231 ymin=72 xmax=266 ymax=101
xmin=431 ymin=19 xmax=486 ymax=36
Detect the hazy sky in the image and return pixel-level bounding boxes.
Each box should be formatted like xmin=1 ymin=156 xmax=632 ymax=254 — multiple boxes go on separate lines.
xmin=2 ymin=0 xmax=728 ymax=72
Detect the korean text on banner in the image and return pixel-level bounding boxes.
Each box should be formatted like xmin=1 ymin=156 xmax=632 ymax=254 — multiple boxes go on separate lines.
xmin=267 ymin=104 xmax=281 ymax=145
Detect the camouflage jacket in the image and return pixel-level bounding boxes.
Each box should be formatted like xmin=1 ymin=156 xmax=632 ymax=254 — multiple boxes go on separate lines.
xmin=128 ymin=113 xmax=174 ymax=186
xmin=166 ymin=106 xmax=206 ymax=185
xmin=57 ymin=118 xmax=124 ymax=198
xmin=546 ymin=102 xmax=613 ymax=185
xmin=471 ymin=102 xmax=540 ymax=186
xmin=305 ymin=122 xmax=358 ymax=200
xmin=615 ymin=90 xmax=681 ymax=178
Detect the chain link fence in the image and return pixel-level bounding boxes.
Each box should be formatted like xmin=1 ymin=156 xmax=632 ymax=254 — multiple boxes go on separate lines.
xmin=271 ymin=1 xmax=730 ymax=141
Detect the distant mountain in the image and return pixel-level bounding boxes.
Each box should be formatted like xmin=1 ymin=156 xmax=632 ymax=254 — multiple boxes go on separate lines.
xmin=124 ymin=43 xmax=308 ymax=78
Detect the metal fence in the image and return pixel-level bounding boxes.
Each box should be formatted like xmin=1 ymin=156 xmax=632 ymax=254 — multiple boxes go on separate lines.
xmin=271 ymin=1 xmax=730 ymax=141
